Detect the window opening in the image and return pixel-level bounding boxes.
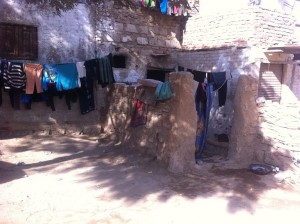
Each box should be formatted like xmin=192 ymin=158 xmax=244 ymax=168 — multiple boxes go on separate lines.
xmin=112 ymin=55 xmax=126 ymax=68
xmin=146 ymin=68 xmax=174 ymax=82
xmin=0 ymin=23 xmax=38 ymax=60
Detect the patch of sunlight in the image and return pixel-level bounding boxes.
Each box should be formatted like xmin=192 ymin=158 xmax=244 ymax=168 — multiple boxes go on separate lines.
xmin=6 ymin=0 xmax=22 ymax=14
xmin=139 ymin=139 xmax=146 ymax=146
xmin=47 ymin=116 xmax=57 ymax=124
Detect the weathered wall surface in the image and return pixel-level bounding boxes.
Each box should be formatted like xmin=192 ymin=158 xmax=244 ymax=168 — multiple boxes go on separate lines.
xmin=229 ymin=75 xmax=300 ymax=170
xmin=0 ymin=0 xmax=182 ymax=135
xmin=290 ymin=65 xmax=300 ymax=101
xmin=177 ymin=47 xmax=255 ymax=136
xmin=103 ymin=73 xmax=197 ymax=173
xmin=182 ymin=7 xmax=296 ymax=50
xmin=228 ymin=75 xmax=259 ymax=164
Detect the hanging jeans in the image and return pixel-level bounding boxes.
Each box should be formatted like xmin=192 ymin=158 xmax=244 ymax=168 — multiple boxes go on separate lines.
xmin=195 ymin=82 xmax=213 ymax=161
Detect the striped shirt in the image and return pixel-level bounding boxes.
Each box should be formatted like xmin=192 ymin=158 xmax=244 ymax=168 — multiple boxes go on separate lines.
xmin=3 ymin=62 xmax=26 ymax=89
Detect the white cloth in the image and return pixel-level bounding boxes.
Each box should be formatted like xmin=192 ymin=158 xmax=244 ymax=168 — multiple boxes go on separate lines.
xmin=76 ymin=61 xmax=86 ymax=87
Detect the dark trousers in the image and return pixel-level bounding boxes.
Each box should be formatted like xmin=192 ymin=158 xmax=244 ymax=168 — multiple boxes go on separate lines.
xmin=8 ymin=89 xmax=21 ymax=110
xmin=79 ymin=77 xmax=95 ymax=114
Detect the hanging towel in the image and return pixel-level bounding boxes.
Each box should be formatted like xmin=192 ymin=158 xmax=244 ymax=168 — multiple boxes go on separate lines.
xmin=56 ymin=63 xmax=79 ymax=91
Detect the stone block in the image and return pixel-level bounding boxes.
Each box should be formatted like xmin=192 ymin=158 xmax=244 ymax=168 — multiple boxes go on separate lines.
xmin=115 ymin=22 xmax=124 ymax=31
xmin=137 ymin=37 xmax=148 ymax=45
xmin=138 ymin=25 xmax=148 ymax=34
xmin=125 ymin=24 xmax=138 ymax=33
xmin=122 ymin=35 xmax=133 ymax=42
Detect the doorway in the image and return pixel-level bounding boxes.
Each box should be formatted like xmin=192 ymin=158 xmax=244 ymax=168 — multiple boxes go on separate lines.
xmin=258 ymin=63 xmax=283 ymax=102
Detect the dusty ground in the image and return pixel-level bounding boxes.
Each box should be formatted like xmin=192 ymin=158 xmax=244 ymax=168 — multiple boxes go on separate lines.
xmin=1 ymin=134 xmax=300 ymax=224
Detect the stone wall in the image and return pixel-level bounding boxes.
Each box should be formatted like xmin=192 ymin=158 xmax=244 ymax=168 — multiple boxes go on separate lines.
xmin=0 ymin=0 xmax=182 ymax=135
xmin=229 ymin=75 xmax=300 ymax=170
xmin=255 ymin=100 xmax=300 ymax=170
xmin=103 ymin=72 xmax=197 ymax=173
xmin=182 ymin=7 xmax=296 ymax=50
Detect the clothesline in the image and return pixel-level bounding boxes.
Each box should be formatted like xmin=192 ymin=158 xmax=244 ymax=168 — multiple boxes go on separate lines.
xmin=0 ymin=54 xmax=115 ymax=114
xmin=138 ymin=0 xmax=189 ymax=16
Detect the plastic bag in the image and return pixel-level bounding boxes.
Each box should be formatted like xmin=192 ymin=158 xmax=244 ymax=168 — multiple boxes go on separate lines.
xmin=155 ymin=81 xmax=173 ymax=101
xmin=249 ymin=163 xmax=279 ymax=175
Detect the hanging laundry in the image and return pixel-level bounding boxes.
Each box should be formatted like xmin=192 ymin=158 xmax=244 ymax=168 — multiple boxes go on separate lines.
xmin=195 ymin=82 xmax=213 ymax=163
xmin=130 ymin=99 xmax=148 ymax=127
xmin=76 ymin=61 xmax=86 ymax=88
xmin=64 ymin=89 xmax=78 ymax=110
xmin=210 ymin=72 xmax=227 ymax=107
xmin=2 ymin=61 xmax=26 ymax=110
xmin=173 ymin=4 xmax=179 ymax=14
xmin=24 ymin=64 xmax=43 ymax=94
xmin=79 ymin=59 xmax=96 ymax=114
xmin=78 ymin=76 xmax=95 ymax=114
xmin=42 ymin=63 xmax=79 ymax=91
xmin=42 ymin=64 xmax=59 ymax=91
xmin=8 ymin=89 xmax=22 ymax=110
xmin=0 ymin=60 xmax=5 ymax=106
xmin=149 ymin=0 xmax=156 ymax=7
xmin=3 ymin=61 xmax=26 ymax=90
xmin=21 ymin=90 xmax=49 ymax=110
xmin=97 ymin=54 xmax=115 ymax=88
xmin=45 ymin=82 xmax=58 ymax=111
xmin=160 ymin=0 xmax=169 ymax=14
xmin=138 ymin=0 xmax=156 ymax=7
xmin=187 ymin=69 xmax=206 ymax=83
xmin=56 ymin=63 xmax=79 ymax=91
xmin=84 ymin=58 xmax=99 ymax=82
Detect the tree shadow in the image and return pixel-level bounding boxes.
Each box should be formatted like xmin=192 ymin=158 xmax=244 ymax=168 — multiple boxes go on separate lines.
xmin=0 ymin=161 xmax=26 ymax=184
xmin=1 ymin=135 xmax=295 ymax=215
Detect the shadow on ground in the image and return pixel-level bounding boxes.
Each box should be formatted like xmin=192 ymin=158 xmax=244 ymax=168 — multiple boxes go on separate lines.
xmin=0 ymin=134 xmax=294 ymax=215
xmin=0 ymin=161 xmax=26 ymax=184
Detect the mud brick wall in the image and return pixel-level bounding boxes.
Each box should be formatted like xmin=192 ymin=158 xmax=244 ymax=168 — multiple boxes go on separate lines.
xmin=229 ymin=75 xmax=300 ymax=170
xmin=255 ymin=101 xmax=300 ymax=170
xmin=103 ymin=72 xmax=197 ymax=173
xmin=182 ymin=7 xmax=296 ymax=50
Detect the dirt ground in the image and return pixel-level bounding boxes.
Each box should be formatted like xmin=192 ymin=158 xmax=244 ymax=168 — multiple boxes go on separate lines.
xmin=1 ymin=134 xmax=300 ymax=224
